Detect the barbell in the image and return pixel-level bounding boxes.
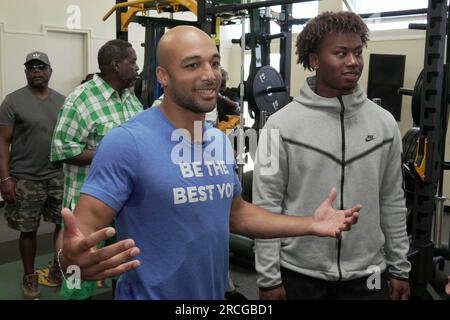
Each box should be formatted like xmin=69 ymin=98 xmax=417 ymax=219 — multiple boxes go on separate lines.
xmin=398 ymin=69 xmax=450 ymax=126
xmin=245 ymin=65 xmax=290 ymax=115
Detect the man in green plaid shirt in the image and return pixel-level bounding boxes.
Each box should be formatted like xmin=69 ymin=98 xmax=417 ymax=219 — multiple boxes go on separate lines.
xmin=51 ymin=39 xmax=143 ymax=299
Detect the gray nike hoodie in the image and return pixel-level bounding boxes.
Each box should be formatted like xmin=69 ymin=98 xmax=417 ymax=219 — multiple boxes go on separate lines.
xmin=253 ymin=77 xmax=411 ymax=288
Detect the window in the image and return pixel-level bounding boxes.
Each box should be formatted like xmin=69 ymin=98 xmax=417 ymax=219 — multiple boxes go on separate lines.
xmin=364 ymin=16 xmax=427 ymax=31
xmin=346 ymin=0 xmax=428 ymax=14
xmin=270 ymin=1 xmax=318 ymax=33
xmin=346 ymin=0 xmax=428 ymax=31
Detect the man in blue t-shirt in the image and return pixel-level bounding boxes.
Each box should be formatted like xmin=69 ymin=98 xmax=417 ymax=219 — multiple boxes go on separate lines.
xmin=57 ymin=26 xmax=362 ymax=300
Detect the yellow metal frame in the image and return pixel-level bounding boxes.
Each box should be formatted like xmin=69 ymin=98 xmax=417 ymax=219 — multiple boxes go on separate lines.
xmin=414 ymin=136 xmax=428 ymax=182
xmin=103 ymin=0 xmax=198 ymax=32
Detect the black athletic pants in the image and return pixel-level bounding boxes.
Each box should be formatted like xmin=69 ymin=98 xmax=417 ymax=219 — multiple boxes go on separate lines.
xmin=280 ymin=266 xmax=391 ymax=300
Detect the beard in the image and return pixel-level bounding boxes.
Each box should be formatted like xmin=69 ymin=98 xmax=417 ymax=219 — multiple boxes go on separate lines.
xmin=171 ymin=89 xmax=217 ymax=114
xmin=120 ymin=74 xmax=137 ymax=90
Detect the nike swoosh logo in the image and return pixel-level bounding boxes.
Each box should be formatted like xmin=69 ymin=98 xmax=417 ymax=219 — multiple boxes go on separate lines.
xmin=365 ymin=135 xmax=376 ymax=142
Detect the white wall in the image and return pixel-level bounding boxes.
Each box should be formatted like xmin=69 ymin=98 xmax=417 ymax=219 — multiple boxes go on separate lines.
xmin=0 ymin=0 xmax=135 ymax=97
xmin=0 ymin=0 xmax=199 ymax=98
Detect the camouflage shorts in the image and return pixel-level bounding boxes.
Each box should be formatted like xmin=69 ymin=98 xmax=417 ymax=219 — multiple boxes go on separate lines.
xmin=5 ymin=176 xmax=63 ymax=232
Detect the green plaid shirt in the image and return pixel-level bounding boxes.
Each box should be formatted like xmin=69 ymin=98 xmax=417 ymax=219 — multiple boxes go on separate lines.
xmin=51 ymin=74 xmax=143 ymax=210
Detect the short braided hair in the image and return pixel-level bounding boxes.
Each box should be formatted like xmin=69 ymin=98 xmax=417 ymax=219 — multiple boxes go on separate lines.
xmin=296 ymin=11 xmax=369 ymax=71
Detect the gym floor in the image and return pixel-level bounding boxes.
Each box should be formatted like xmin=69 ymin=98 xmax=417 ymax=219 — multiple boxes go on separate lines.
xmin=0 ymin=205 xmax=258 ymax=300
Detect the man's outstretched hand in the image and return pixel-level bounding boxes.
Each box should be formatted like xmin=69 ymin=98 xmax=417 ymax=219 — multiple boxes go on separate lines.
xmin=60 ymin=208 xmax=141 ymax=281
xmin=310 ymin=187 xmax=361 ymax=238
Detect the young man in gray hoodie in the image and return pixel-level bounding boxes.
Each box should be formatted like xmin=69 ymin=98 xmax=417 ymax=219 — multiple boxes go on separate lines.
xmin=254 ymin=11 xmax=411 ymax=300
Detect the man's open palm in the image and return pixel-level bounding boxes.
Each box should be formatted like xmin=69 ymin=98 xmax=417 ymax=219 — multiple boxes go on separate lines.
xmin=311 ymin=188 xmax=361 ymax=238
xmin=61 ymin=208 xmax=140 ymax=281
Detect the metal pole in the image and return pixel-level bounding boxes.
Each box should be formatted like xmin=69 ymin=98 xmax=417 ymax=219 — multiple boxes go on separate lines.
xmin=359 ymin=8 xmax=428 ymax=19
xmin=434 ymin=195 xmax=446 ymax=248
xmin=437 ymin=6 xmax=450 ymax=197
xmin=236 ymin=1 xmax=247 ymax=182
xmin=116 ymin=0 xmax=129 ymax=40
xmin=206 ymin=0 xmax=314 ymax=15
xmin=280 ymin=3 xmax=292 ymax=94
xmin=409 ymin=0 xmax=448 ymax=299
xmin=372 ymin=98 xmax=382 ymax=106
xmin=259 ymin=110 xmax=268 ymax=129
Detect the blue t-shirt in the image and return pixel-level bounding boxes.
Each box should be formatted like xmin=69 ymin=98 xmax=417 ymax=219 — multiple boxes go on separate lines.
xmin=81 ymin=107 xmax=242 ymax=300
